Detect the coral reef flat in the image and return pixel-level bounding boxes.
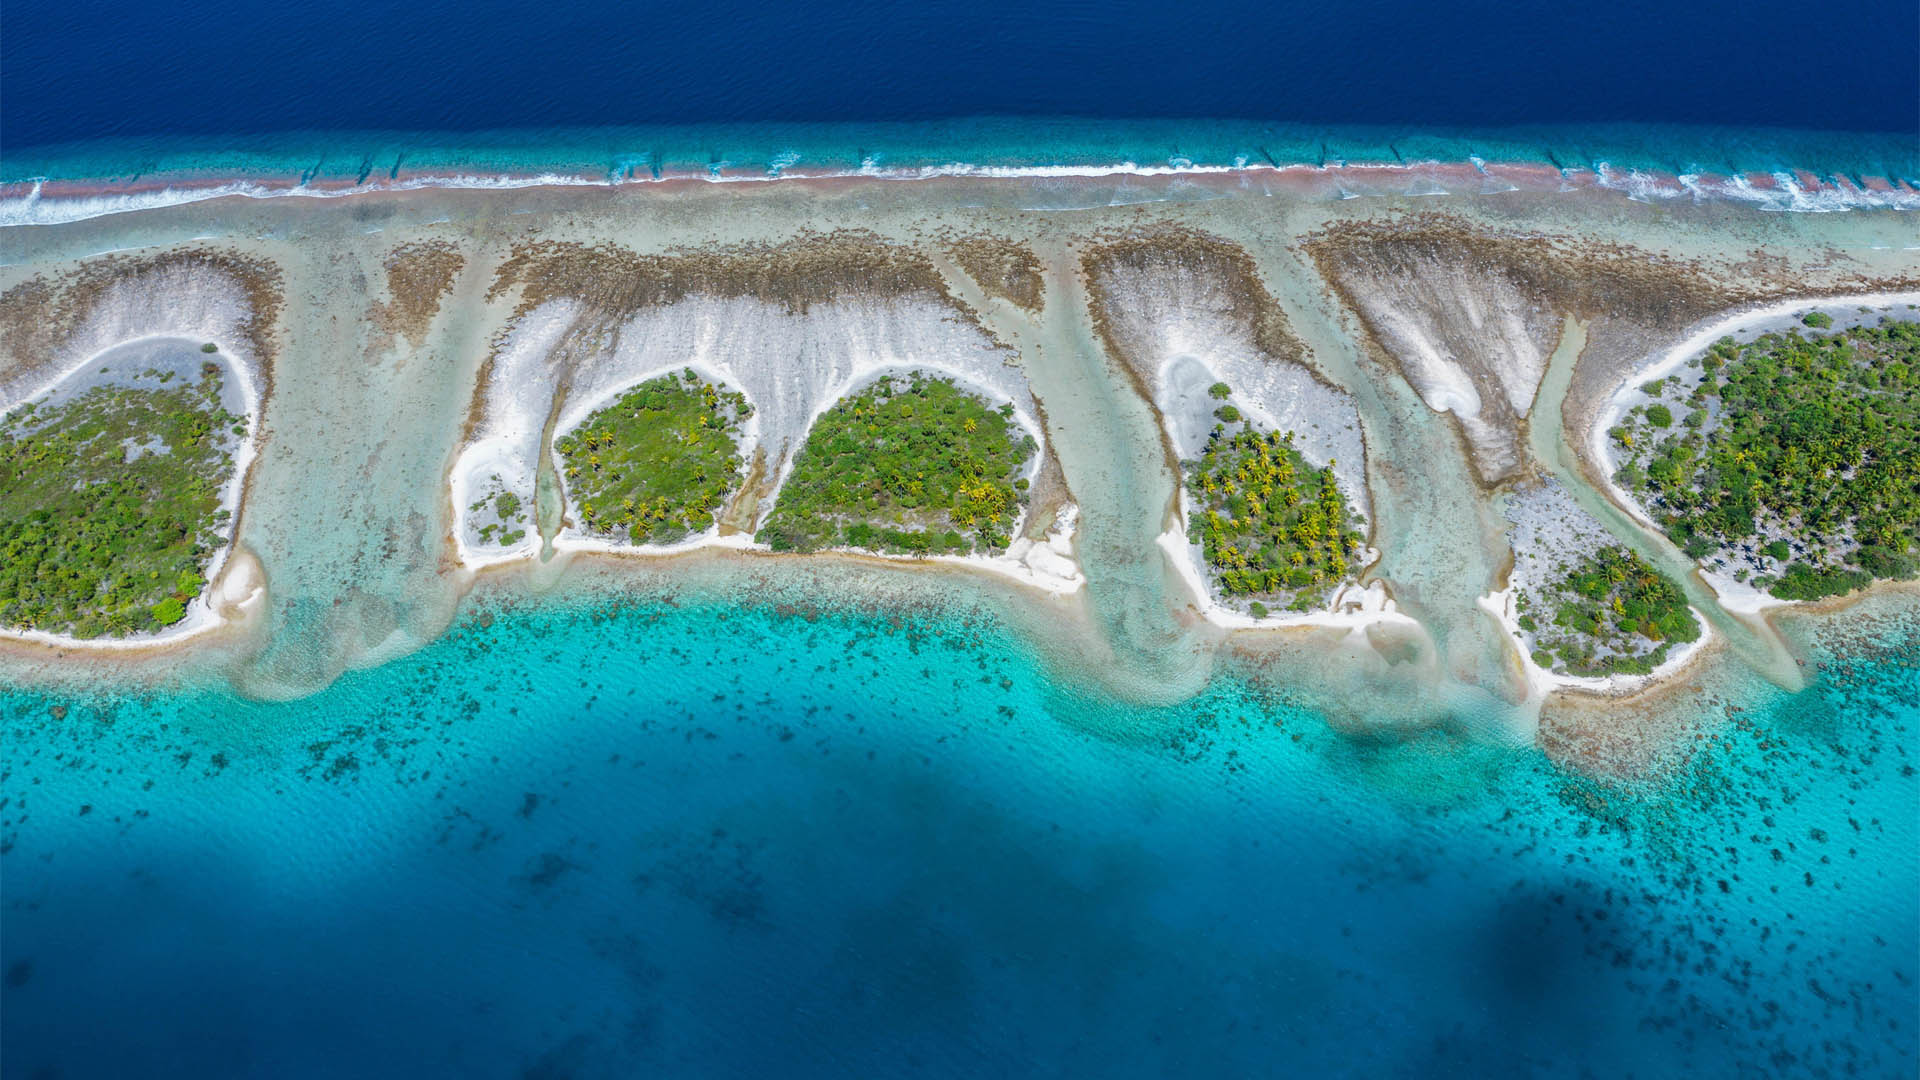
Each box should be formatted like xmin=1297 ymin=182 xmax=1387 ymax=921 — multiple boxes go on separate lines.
xmin=1 ymin=171 xmax=1915 ymax=1079
xmin=2 ymin=175 xmax=1914 ymax=717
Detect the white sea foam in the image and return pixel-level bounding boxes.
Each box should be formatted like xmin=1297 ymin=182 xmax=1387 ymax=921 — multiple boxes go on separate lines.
xmin=1594 ymin=166 xmax=1920 ymax=213
xmin=7 ymin=156 xmax=1914 ymax=227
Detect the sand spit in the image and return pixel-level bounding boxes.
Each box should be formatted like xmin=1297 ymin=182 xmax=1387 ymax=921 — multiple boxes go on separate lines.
xmin=1081 ymin=226 xmax=1373 ymax=624
xmin=0 ymin=252 xmax=280 ymax=650
xmin=1011 ymin=396 xmax=1073 ymax=545
xmin=454 ymin=233 xmax=1078 ymax=590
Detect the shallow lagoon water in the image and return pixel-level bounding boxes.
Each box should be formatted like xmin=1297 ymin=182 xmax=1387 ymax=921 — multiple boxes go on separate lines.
xmin=2 ymin=593 xmax=1913 ymax=1079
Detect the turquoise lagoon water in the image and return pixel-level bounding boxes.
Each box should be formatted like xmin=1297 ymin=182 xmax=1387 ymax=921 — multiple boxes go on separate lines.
xmin=2 ymin=593 xmax=1914 ymax=1078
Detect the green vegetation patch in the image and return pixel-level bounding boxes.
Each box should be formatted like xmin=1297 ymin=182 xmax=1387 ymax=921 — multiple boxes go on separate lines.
xmin=1611 ymin=318 xmax=1919 ymax=601
xmin=555 ymin=369 xmax=752 ymax=545
xmin=1185 ymin=386 xmax=1365 ymax=612
xmin=1524 ymin=546 xmax=1699 ymax=678
xmin=758 ymin=374 xmax=1034 ymax=555
xmin=1 ymin=364 xmax=243 ymax=638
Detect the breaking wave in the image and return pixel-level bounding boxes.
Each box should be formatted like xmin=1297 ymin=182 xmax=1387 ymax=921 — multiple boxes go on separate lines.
xmin=4 ymin=123 xmax=1916 ymax=227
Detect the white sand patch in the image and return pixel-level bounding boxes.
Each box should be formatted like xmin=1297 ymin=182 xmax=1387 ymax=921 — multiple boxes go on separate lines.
xmin=950 ymin=503 xmax=1084 ymax=595
xmin=1392 ymin=331 xmax=1484 ymax=418
xmin=1096 ymin=258 xmax=1368 ymax=504
xmin=218 ymin=547 xmax=265 ymax=608
xmin=7 ymin=259 xmax=267 ymax=416
xmin=1697 ymin=569 xmax=1789 ymax=616
xmin=450 ymin=298 xmax=578 ymax=566
xmin=1329 ymin=254 xmax=1554 ymax=480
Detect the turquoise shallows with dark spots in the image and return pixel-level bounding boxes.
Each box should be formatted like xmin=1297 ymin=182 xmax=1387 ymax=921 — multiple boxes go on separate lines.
xmin=1 ymin=596 xmax=1914 ymax=1078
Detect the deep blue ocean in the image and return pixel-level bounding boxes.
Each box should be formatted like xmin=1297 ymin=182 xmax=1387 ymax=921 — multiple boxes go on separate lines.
xmin=2 ymin=0 xmax=1918 ymax=185
xmin=6 ymin=0 xmax=1919 ymax=144
xmin=3 ymin=597 xmax=1915 ymax=1078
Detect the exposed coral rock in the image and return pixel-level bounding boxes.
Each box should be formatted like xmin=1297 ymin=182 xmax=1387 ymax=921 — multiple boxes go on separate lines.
xmin=948 ymin=234 xmax=1045 ymax=313
xmin=1309 ymin=217 xmax=1745 ymax=485
xmin=370 ymin=241 xmax=465 ymax=348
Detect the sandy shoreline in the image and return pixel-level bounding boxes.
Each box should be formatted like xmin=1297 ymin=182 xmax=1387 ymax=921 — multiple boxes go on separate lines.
xmin=1156 ymin=525 xmax=1413 ymax=635
xmin=1475 ymin=584 xmax=1714 ymax=698
xmin=535 ymin=511 xmax=1087 ymax=598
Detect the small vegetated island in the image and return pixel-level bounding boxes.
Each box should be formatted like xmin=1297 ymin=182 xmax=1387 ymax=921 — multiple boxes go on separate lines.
xmin=1610 ymin=314 xmax=1919 ymax=601
xmin=1185 ymin=384 xmax=1366 ymax=617
xmin=555 ymin=369 xmax=752 ymax=545
xmin=758 ymin=373 xmax=1033 ymax=555
xmin=0 ymin=353 xmax=245 ymax=638
xmin=1525 ymin=546 xmax=1698 ymax=677
xmin=1501 ymin=480 xmax=1702 ymax=680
